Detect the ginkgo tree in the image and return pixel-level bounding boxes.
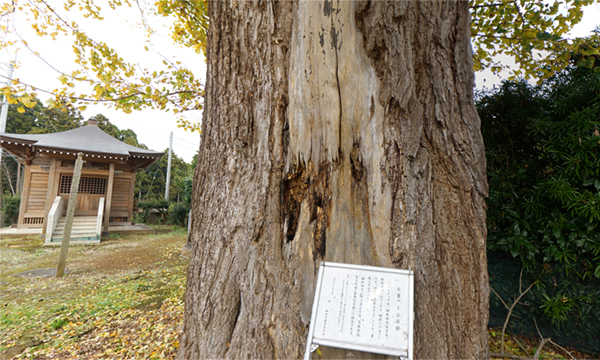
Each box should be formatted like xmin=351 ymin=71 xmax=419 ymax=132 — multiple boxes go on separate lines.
xmin=0 ymin=0 xmax=204 ymax=131
xmin=471 ymin=0 xmax=599 ymax=79
xmin=1 ymin=0 xmax=598 ymax=125
xmin=155 ymin=0 xmax=208 ymax=58
xmin=1 ymin=1 xmax=599 ymax=359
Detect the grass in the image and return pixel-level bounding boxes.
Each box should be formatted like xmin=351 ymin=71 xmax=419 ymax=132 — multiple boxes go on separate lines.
xmin=1 ymin=229 xmax=595 ymax=359
xmin=1 ymin=230 xmax=187 ymax=359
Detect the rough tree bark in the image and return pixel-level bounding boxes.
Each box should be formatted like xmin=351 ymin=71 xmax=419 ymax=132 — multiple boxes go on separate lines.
xmin=179 ymin=1 xmax=489 ymax=359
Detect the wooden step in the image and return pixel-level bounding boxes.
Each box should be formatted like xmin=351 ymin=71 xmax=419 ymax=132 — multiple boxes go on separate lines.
xmin=55 ymin=223 xmax=96 ymax=229
xmin=56 ymin=218 xmax=97 ymax=224
xmin=54 ymin=224 xmax=96 ymax=228
xmin=52 ymin=216 xmax=98 ymax=239
xmin=46 ymin=216 xmax=101 ymax=245
xmin=56 ymin=220 xmax=97 ymax=224
xmin=52 ymin=235 xmax=98 ymax=240
xmin=54 ymin=226 xmax=97 ymax=232
xmin=54 ymin=229 xmax=97 ymax=236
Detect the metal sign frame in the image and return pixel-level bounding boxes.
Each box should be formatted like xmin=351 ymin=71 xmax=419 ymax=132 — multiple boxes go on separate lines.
xmin=304 ymin=262 xmax=414 ymax=360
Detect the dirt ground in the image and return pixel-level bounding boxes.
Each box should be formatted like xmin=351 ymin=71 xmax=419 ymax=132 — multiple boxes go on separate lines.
xmin=1 ymin=230 xmax=596 ymax=360
xmin=1 ymin=230 xmax=183 ymax=279
xmin=0 ymin=229 xmax=188 ymax=359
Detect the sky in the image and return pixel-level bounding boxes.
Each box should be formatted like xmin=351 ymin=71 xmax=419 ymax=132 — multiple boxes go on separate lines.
xmin=474 ymin=1 xmax=600 ymax=89
xmin=2 ymin=1 xmax=600 ymax=164
xmin=1 ymin=2 xmax=206 ymax=163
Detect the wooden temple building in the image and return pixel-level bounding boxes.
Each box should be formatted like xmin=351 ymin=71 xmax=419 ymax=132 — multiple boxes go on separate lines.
xmin=0 ymin=119 xmax=162 ymax=243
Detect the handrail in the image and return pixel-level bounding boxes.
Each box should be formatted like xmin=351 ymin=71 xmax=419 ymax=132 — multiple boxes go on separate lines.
xmin=96 ymin=197 xmax=105 ymax=239
xmin=45 ymin=196 xmax=64 ymax=242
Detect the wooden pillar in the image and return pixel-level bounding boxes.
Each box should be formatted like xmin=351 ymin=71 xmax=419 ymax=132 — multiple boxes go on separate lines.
xmin=16 ymin=165 xmax=31 ymax=229
xmin=41 ymin=159 xmax=57 ymax=235
xmin=103 ymin=163 xmax=114 ymax=232
xmin=128 ymin=173 xmax=136 ymax=224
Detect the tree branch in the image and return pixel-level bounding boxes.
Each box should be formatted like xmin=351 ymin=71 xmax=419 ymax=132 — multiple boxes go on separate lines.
xmin=472 ymin=34 xmax=530 ymax=41
xmin=511 ymin=0 xmax=527 ymax=30
xmin=533 ymin=338 xmax=551 ymax=360
xmin=2 ymin=157 xmax=16 ymax=196
xmin=134 ymin=0 xmax=153 ymax=34
xmin=548 ymin=339 xmax=576 ymax=360
xmin=10 ymin=28 xmax=93 ymax=84
xmin=470 ymin=2 xmax=511 ymax=9
xmin=490 ymin=352 xmax=530 ymax=359
xmin=0 ymin=76 xmax=201 ymax=109
xmin=500 ymin=274 xmax=535 ymax=354
xmin=490 ymin=286 xmax=510 ymax=310
xmin=512 ymin=335 xmax=531 ymax=357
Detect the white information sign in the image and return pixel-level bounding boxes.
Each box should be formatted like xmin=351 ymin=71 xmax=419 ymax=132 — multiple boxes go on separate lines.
xmin=304 ymin=262 xmax=414 ymax=360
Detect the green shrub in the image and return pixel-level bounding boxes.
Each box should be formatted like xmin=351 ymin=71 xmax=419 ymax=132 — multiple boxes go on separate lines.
xmin=182 ymin=177 xmax=193 ymax=205
xmin=134 ymin=198 xmax=190 ymax=227
xmin=479 ymin=68 xmax=600 ymax=345
xmin=169 ymin=202 xmax=190 ymax=227
xmin=134 ymin=198 xmax=170 ymax=224
xmin=1 ymin=195 xmax=20 ymax=227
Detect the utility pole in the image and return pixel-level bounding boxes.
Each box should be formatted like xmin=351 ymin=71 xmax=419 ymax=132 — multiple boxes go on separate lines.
xmin=56 ymin=153 xmax=84 ymax=278
xmin=165 ymin=131 xmax=173 ymax=201
xmin=1 ymin=60 xmax=16 ymax=217
xmin=0 ymin=61 xmax=15 ymax=133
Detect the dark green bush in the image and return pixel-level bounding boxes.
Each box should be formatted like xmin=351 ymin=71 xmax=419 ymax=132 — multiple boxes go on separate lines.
xmin=134 ymin=198 xmax=190 ymax=227
xmin=1 ymin=195 xmax=20 ymax=227
xmin=134 ymin=198 xmax=170 ymax=224
xmin=169 ymin=202 xmax=190 ymax=227
xmin=182 ymin=177 xmax=193 ymax=205
xmin=479 ymin=68 xmax=600 ymax=352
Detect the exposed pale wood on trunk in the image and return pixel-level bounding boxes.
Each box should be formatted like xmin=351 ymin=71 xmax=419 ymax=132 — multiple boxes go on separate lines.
xmin=103 ymin=163 xmax=115 ymax=232
xmin=179 ymin=1 xmax=488 ymax=359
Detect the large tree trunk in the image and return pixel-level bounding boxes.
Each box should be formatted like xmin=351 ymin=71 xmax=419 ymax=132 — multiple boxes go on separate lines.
xmin=178 ymin=1 xmax=489 ymax=359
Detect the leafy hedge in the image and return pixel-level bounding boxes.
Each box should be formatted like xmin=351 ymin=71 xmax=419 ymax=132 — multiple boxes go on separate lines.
xmin=169 ymin=202 xmax=190 ymax=227
xmin=478 ymin=68 xmax=600 ymax=347
xmin=134 ymin=198 xmax=190 ymax=227
xmin=1 ymin=195 xmax=20 ymax=227
xmin=134 ymin=198 xmax=169 ymax=224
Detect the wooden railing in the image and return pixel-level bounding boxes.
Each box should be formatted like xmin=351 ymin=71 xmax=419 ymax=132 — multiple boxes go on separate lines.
xmin=45 ymin=196 xmax=64 ymax=242
xmin=96 ymin=197 xmax=105 ymax=239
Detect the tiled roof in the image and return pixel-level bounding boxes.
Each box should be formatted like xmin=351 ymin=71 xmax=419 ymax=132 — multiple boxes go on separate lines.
xmin=0 ymin=125 xmax=163 ymax=159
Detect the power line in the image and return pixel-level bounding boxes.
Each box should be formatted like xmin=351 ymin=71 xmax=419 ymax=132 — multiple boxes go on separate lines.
xmin=174 ymin=136 xmax=199 ymax=148
xmin=173 ymin=143 xmax=198 ymax=152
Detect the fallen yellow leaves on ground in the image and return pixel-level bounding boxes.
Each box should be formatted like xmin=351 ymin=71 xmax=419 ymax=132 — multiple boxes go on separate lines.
xmin=1 ymin=230 xmax=188 ymax=360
